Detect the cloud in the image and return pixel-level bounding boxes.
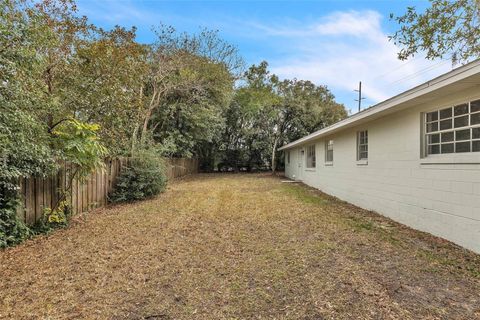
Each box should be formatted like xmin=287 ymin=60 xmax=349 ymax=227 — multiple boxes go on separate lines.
xmin=74 ymin=2 xmax=452 ymax=112
xmin=248 ymin=10 xmax=452 ymax=110
xmin=252 ymin=10 xmax=383 ymax=40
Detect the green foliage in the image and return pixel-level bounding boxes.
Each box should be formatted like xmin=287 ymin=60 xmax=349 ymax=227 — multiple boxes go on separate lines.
xmin=32 ymin=200 xmax=71 ymax=234
xmin=390 ymin=0 xmax=480 ymax=63
xmin=142 ymin=27 xmax=239 ymax=158
xmin=220 ymin=61 xmax=347 ymax=172
xmin=110 ymin=150 xmax=168 ymax=203
xmin=0 ymin=0 xmax=55 ymax=248
xmin=52 ymin=119 xmax=108 ymax=179
xmin=66 ymin=26 xmax=148 ymax=155
xmin=0 ymin=189 xmax=31 ymax=248
xmin=0 ymin=0 xmax=57 ymax=187
xmin=1 ymin=0 xmax=346 ymax=247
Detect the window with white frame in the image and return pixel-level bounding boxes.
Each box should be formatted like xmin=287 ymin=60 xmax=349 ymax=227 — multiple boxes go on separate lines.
xmin=306 ymin=145 xmax=316 ymax=168
xmin=287 ymin=151 xmax=290 ymax=164
xmin=357 ymin=130 xmax=368 ymax=160
xmin=424 ymin=99 xmax=480 ymax=155
xmin=325 ymin=140 xmax=334 ymax=163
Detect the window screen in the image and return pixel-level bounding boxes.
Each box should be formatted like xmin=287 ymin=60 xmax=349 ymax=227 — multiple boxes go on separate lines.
xmin=306 ymin=145 xmax=316 ymax=168
xmin=325 ymin=140 xmax=334 ymax=163
xmin=357 ymin=131 xmax=368 ymax=160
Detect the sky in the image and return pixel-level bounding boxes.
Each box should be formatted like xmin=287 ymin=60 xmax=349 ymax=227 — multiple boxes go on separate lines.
xmin=76 ymin=0 xmax=453 ymax=114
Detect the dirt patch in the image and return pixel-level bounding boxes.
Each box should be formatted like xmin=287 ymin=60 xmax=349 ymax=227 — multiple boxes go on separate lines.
xmin=1 ymin=173 xmax=479 ymax=319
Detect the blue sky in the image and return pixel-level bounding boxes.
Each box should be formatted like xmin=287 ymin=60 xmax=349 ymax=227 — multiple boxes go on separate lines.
xmin=76 ymin=0 xmax=452 ymax=114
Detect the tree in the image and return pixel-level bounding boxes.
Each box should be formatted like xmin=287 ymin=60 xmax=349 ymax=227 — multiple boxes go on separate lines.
xmin=266 ymin=78 xmax=347 ymax=173
xmin=0 ymin=0 xmax=56 ymax=246
xmin=0 ymin=0 xmax=58 ymax=184
xmin=219 ymin=62 xmax=280 ymax=172
xmin=64 ymin=26 xmax=148 ymax=155
xmin=390 ymin=0 xmax=480 ymax=64
xmin=28 ymin=0 xmax=91 ymax=128
xmin=138 ymin=26 xmax=241 ymax=156
xmin=0 ymin=0 xmax=107 ymax=246
xmin=219 ymin=62 xmax=347 ymax=173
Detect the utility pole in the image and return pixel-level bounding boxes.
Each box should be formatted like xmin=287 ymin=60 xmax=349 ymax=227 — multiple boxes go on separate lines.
xmin=354 ymin=81 xmax=366 ymax=112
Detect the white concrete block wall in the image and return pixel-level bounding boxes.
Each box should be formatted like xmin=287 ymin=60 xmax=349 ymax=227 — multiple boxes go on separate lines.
xmin=284 ymin=88 xmax=480 ymax=253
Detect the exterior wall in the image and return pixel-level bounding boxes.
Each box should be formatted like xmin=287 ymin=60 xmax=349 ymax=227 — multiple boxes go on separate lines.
xmin=284 ymin=87 xmax=480 ymax=253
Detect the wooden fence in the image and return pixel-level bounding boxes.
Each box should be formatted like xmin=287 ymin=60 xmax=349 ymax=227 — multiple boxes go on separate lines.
xmin=16 ymin=157 xmax=198 ymax=225
xmin=165 ymin=157 xmax=199 ymax=179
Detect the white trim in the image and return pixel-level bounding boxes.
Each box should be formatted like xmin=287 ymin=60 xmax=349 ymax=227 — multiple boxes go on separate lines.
xmin=420 ymin=153 xmax=480 ymax=164
xmin=279 ymin=59 xmax=480 ymax=151
xmin=356 ymin=159 xmax=368 ymax=166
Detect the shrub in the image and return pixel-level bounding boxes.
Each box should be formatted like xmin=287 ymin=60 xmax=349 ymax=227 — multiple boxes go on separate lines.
xmin=0 ymin=189 xmax=31 ymax=248
xmin=32 ymin=200 xmax=71 ymax=235
xmin=109 ymin=150 xmax=168 ymax=203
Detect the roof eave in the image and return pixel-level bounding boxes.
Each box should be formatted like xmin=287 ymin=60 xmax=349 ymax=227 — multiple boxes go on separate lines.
xmin=278 ymin=59 xmax=480 ymax=151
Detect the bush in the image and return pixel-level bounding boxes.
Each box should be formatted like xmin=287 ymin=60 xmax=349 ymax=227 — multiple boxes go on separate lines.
xmin=0 ymin=188 xmax=31 ymax=248
xmin=109 ymin=151 xmax=168 ymax=203
xmin=32 ymin=200 xmax=72 ymax=235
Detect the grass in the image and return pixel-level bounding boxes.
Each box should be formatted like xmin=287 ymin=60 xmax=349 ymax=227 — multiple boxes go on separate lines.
xmin=1 ymin=173 xmax=479 ymax=319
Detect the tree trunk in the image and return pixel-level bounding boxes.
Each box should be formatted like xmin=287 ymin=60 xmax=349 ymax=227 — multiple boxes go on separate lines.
xmin=271 ymin=137 xmax=279 ymax=174
xmin=140 ymin=108 xmax=152 ymax=145
xmin=131 ymin=124 xmax=139 ymax=154
xmin=140 ymin=87 xmax=158 ymax=145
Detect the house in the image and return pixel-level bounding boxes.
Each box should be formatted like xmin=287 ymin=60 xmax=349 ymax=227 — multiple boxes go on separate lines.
xmin=279 ymin=60 xmax=480 ymax=254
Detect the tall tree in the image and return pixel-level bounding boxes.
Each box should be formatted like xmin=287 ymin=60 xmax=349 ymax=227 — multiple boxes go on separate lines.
xmin=29 ymin=0 xmax=91 ymax=128
xmin=266 ymin=78 xmax=347 ymax=172
xmin=64 ymin=26 xmax=148 ymax=155
xmin=0 ymin=0 xmax=57 ymax=186
xmin=138 ymin=26 xmax=241 ymax=156
xmin=220 ymin=62 xmax=279 ymax=171
xmin=220 ymin=62 xmax=347 ymax=173
xmin=390 ymin=0 xmax=480 ymax=64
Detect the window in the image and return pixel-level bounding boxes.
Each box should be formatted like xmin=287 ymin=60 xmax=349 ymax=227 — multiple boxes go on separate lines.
xmin=424 ymin=99 xmax=480 ymax=155
xmin=325 ymin=140 xmax=334 ymax=163
xmin=287 ymin=151 xmax=290 ymax=164
xmin=357 ymin=131 xmax=368 ymax=160
xmin=306 ymin=145 xmax=316 ymax=168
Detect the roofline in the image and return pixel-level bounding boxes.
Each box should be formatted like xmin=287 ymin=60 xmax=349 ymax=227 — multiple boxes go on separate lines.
xmin=278 ymin=59 xmax=480 ymax=151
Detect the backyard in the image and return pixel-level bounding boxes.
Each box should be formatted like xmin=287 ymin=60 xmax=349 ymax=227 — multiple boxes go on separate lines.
xmin=1 ymin=173 xmax=479 ymax=319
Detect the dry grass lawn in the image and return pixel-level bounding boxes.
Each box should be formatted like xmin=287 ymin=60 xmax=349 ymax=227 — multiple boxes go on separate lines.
xmin=1 ymin=173 xmax=480 ymax=319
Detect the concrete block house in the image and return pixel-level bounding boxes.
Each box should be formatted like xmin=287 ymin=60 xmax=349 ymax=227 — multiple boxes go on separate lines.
xmin=279 ymin=60 xmax=480 ymax=253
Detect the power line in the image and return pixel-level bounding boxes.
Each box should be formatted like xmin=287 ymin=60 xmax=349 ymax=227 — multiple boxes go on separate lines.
xmin=372 ymin=56 xmax=422 ymax=81
xmin=387 ymin=60 xmax=450 ymax=86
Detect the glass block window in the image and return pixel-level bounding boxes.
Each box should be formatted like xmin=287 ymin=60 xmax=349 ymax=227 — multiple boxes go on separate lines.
xmin=306 ymin=145 xmax=316 ymax=168
xmin=325 ymin=140 xmax=334 ymax=163
xmin=357 ymin=130 xmax=368 ymax=160
xmin=425 ymin=99 xmax=480 ymax=155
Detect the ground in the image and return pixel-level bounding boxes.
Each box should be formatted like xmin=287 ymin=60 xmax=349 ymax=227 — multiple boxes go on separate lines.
xmin=1 ymin=174 xmax=480 ymax=320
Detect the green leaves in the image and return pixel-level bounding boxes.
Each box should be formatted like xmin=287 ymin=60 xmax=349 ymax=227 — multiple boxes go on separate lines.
xmin=390 ymin=0 xmax=480 ymax=63
xmin=51 ymin=119 xmax=108 ymax=179
xmin=0 ymin=189 xmax=31 ymax=248
xmin=220 ymin=61 xmax=347 ymax=172
xmin=145 ymin=27 xmax=238 ymax=158
xmin=109 ymin=150 xmax=168 ymax=203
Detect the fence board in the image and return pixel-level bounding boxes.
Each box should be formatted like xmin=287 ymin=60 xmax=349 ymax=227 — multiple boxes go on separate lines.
xmin=16 ymin=179 xmax=26 ymax=222
xmin=25 ymin=178 xmax=35 ymax=224
xmin=34 ymin=178 xmax=42 ymax=222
